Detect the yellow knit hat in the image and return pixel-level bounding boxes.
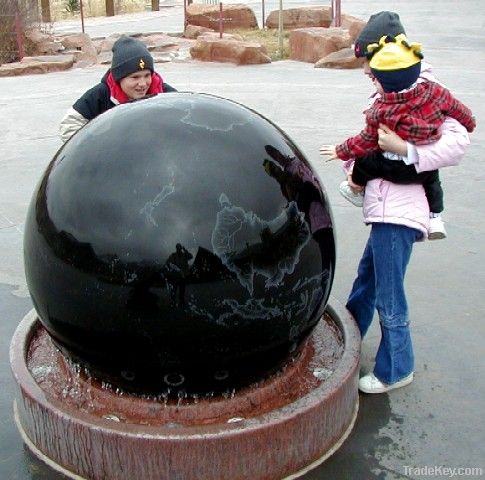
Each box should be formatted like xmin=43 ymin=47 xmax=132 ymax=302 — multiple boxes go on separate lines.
xmin=368 ymin=34 xmax=423 ymax=92
xmin=368 ymin=34 xmax=423 ymax=71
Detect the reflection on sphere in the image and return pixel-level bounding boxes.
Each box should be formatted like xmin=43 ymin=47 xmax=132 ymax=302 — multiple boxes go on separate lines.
xmin=24 ymin=93 xmax=336 ymax=394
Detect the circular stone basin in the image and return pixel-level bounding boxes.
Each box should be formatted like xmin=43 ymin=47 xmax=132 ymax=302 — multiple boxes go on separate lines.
xmin=11 ymin=301 xmax=360 ymax=480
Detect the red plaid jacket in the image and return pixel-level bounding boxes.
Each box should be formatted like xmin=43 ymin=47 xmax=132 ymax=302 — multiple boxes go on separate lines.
xmin=336 ymin=81 xmax=476 ymax=160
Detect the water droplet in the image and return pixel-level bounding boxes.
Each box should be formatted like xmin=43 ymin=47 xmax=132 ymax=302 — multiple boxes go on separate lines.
xmin=121 ymin=370 xmax=136 ymax=381
xmin=163 ymin=372 xmax=185 ymax=387
xmin=102 ymin=414 xmax=121 ymax=422
xmin=227 ymin=417 xmax=244 ymax=423
xmin=31 ymin=364 xmax=54 ymax=379
xmin=214 ymin=369 xmax=229 ymax=381
xmin=313 ymin=367 xmax=333 ymax=380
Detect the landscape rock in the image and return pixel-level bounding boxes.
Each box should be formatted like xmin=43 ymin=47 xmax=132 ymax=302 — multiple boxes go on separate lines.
xmin=25 ymin=29 xmax=64 ymax=56
xmin=289 ymin=27 xmax=352 ymax=63
xmin=184 ymin=24 xmax=215 ymax=39
xmin=0 ymin=55 xmax=75 ymax=77
xmin=340 ymin=14 xmax=366 ymax=41
xmin=266 ymin=6 xmax=332 ymax=29
xmin=152 ymin=52 xmax=177 ymax=63
xmin=314 ymin=47 xmax=364 ymax=69
xmin=186 ymin=4 xmax=258 ymax=30
xmin=58 ymin=33 xmax=98 ymax=65
xmin=96 ymin=35 xmax=120 ymax=53
xmin=190 ymin=37 xmax=270 ymax=65
xmin=140 ymin=33 xmax=177 ymax=50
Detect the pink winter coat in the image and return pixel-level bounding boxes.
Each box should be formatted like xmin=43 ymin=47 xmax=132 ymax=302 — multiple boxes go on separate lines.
xmin=357 ymin=117 xmax=470 ymax=239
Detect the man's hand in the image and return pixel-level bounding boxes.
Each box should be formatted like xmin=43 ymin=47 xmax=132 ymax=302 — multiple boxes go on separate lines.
xmin=319 ymin=145 xmax=338 ymax=161
xmin=378 ymin=124 xmax=408 ymax=156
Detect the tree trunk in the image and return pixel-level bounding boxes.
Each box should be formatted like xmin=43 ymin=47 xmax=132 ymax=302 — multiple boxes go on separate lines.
xmin=105 ymin=0 xmax=115 ymax=17
xmin=40 ymin=0 xmax=51 ymax=22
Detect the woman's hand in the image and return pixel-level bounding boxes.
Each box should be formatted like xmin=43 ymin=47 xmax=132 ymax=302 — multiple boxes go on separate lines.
xmin=319 ymin=145 xmax=338 ymax=161
xmin=378 ymin=124 xmax=408 ymax=156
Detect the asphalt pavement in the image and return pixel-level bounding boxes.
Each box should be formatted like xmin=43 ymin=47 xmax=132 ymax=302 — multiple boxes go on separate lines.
xmin=1 ymin=0 xmax=484 ymax=478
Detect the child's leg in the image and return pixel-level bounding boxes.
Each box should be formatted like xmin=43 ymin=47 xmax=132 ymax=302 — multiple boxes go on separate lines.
xmin=351 ymin=152 xmax=389 ymax=186
xmin=351 ymin=152 xmax=430 ymax=186
xmin=422 ymin=171 xmax=444 ymax=214
xmin=423 ymin=171 xmax=447 ymax=240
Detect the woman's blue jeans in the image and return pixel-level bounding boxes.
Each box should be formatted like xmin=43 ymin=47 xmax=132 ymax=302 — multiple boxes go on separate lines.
xmin=346 ymin=223 xmax=422 ymax=385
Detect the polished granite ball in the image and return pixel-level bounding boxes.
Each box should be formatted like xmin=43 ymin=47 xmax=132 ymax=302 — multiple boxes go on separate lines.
xmin=24 ymin=93 xmax=335 ymax=393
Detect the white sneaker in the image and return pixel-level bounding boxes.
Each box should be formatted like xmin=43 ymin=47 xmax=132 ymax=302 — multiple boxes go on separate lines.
xmin=428 ymin=216 xmax=447 ymax=240
xmin=358 ymin=372 xmax=414 ymax=394
xmin=339 ymin=180 xmax=364 ymax=207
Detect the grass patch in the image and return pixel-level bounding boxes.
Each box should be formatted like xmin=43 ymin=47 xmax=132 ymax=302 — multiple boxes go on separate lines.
xmin=230 ymin=28 xmax=290 ymax=61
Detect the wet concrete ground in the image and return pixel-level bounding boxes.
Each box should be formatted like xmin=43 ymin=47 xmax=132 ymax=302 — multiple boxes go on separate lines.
xmin=1 ymin=0 xmax=484 ymax=478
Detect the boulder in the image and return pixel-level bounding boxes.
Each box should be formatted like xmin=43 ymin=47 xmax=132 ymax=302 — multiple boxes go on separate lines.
xmin=184 ymin=24 xmax=215 ymax=39
xmin=186 ymin=4 xmax=258 ymax=30
xmin=59 ymin=33 xmax=97 ymax=65
xmin=96 ymin=32 xmax=148 ymax=53
xmin=142 ymin=35 xmax=195 ymax=62
xmin=314 ymin=47 xmax=364 ymax=69
xmin=266 ymin=6 xmax=332 ymax=30
xmin=24 ymin=29 xmax=51 ymax=44
xmin=190 ymin=37 xmax=270 ymax=65
xmin=143 ymin=38 xmax=179 ymax=53
xmin=0 ymin=55 xmax=75 ymax=77
xmin=139 ymin=33 xmax=175 ymax=49
xmin=97 ymin=35 xmax=120 ymax=53
xmin=97 ymin=52 xmax=113 ymax=65
xmin=25 ymin=29 xmax=64 ymax=56
xmin=340 ymin=14 xmax=366 ymax=41
xmin=289 ymin=27 xmax=352 ymax=63
xmin=151 ymin=52 xmax=177 ymax=63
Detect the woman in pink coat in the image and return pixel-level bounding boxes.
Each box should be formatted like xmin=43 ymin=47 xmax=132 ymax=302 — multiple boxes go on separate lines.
xmin=346 ymin=119 xmax=469 ymax=394
xmin=331 ymin=11 xmax=471 ymax=394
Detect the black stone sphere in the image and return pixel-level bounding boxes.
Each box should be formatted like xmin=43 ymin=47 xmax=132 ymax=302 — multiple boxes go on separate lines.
xmin=24 ymin=93 xmax=335 ymax=394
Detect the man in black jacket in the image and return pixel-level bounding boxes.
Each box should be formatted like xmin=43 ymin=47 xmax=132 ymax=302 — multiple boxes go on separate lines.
xmin=59 ymin=35 xmax=176 ymax=143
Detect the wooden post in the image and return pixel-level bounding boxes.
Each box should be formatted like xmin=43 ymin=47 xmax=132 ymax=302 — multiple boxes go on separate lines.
xmin=151 ymin=0 xmax=159 ymax=12
xmin=40 ymin=0 xmax=51 ymax=23
xmin=105 ymin=0 xmax=115 ymax=17
xmin=219 ymin=2 xmax=223 ymax=39
xmin=278 ymin=0 xmax=283 ymax=59
xmin=80 ymin=0 xmax=85 ymax=33
xmin=184 ymin=0 xmax=188 ymax=30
